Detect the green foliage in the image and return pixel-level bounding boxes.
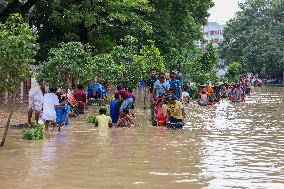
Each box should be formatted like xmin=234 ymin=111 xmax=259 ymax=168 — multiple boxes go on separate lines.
xmin=93 ymin=36 xmax=165 ymax=89
xmin=186 ymin=44 xmax=219 ymax=85
xmin=87 ymin=105 xmax=110 ymax=124
xmin=140 ymin=40 xmax=166 ymax=74
xmin=23 ymin=123 xmax=44 ymax=140
xmin=1 ymin=1 xmax=215 ymax=87
xmin=220 ymin=0 xmax=284 ymax=78
xmin=1 ymin=0 xmax=214 ymax=70
xmin=225 ymin=62 xmax=242 ymax=83
xmin=36 ymin=42 xmax=93 ymax=88
xmin=29 ymin=0 xmax=154 ymax=59
xmin=87 ymin=114 xmax=97 ymax=124
xmin=150 ymin=0 xmax=214 ymax=70
xmin=189 ymin=83 xmax=199 ymax=99
xmin=0 ymin=13 xmax=39 ymax=92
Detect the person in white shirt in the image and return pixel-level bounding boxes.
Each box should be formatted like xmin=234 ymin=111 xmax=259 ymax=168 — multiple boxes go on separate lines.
xmin=28 ymin=78 xmax=44 ymax=125
xmin=182 ymin=86 xmax=190 ymax=104
xmin=42 ymin=87 xmax=60 ymax=131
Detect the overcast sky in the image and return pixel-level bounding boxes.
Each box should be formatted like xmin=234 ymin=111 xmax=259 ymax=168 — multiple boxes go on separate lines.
xmin=209 ymin=0 xmax=245 ymax=23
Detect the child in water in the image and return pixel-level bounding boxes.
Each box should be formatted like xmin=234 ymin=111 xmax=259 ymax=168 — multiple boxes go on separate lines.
xmin=116 ymin=109 xmax=133 ymax=128
xmin=198 ymin=88 xmax=208 ymax=106
xmin=235 ymin=85 xmax=241 ymax=100
xmin=230 ymin=85 xmax=237 ymax=102
xmin=95 ymin=108 xmax=112 ymax=128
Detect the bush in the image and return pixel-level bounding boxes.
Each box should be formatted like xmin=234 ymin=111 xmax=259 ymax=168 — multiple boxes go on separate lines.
xmin=225 ymin=62 xmax=242 ymax=83
xmin=23 ymin=124 xmax=44 ymax=140
xmin=87 ymin=105 xmax=110 ymax=124
xmin=189 ymin=83 xmax=199 ymax=99
xmin=87 ymin=114 xmax=98 ymax=124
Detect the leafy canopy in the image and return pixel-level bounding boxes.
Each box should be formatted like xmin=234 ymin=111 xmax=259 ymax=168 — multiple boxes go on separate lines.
xmin=220 ymin=0 xmax=284 ymax=77
xmin=0 ymin=13 xmax=39 ymax=92
xmin=150 ymin=0 xmax=214 ymax=70
xmin=36 ymin=42 xmax=93 ymax=89
xmin=225 ymin=62 xmax=243 ymax=83
xmin=94 ymin=36 xmax=165 ymax=89
xmin=186 ymin=43 xmax=219 ymax=85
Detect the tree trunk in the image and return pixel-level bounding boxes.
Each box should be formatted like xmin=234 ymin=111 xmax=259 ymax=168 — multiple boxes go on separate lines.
xmin=1 ymin=93 xmax=17 ymax=147
xmin=79 ymin=21 xmax=88 ymax=44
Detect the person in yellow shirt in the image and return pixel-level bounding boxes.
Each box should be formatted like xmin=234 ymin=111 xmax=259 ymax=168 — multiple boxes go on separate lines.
xmin=167 ymin=97 xmax=185 ymax=128
xmin=95 ymin=108 xmax=112 ymax=128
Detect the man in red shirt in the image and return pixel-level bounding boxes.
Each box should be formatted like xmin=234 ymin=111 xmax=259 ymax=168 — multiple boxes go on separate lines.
xmin=74 ymin=84 xmax=87 ymax=114
xmin=117 ymin=86 xmax=134 ymax=112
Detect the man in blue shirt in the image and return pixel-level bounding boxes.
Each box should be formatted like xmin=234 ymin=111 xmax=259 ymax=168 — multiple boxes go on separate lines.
xmin=87 ymin=81 xmax=96 ymax=98
xmin=109 ymin=93 xmax=122 ymax=126
xmin=56 ymin=101 xmax=71 ymax=127
xmin=94 ymin=82 xmax=103 ymax=99
xmin=169 ymin=72 xmax=182 ymax=100
xmin=152 ymin=74 xmax=170 ymax=98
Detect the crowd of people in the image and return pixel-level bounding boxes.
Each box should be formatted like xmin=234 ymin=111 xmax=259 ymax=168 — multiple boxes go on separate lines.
xmin=27 ymin=68 xmax=261 ymax=131
xmin=197 ymin=76 xmax=259 ymax=106
xmin=145 ymin=68 xmax=186 ymax=128
xmin=28 ymin=78 xmax=136 ymax=131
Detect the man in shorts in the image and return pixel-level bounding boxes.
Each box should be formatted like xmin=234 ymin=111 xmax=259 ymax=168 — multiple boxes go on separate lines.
xmin=28 ymin=78 xmax=44 ymax=125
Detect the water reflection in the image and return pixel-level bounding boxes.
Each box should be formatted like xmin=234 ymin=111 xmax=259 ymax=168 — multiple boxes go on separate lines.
xmin=0 ymin=86 xmax=284 ymax=189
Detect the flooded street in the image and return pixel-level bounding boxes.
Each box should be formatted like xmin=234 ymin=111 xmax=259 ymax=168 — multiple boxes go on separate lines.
xmin=0 ymin=86 xmax=284 ymax=189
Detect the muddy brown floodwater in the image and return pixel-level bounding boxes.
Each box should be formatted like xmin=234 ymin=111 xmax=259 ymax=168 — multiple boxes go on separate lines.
xmin=0 ymin=86 xmax=284 ymax=189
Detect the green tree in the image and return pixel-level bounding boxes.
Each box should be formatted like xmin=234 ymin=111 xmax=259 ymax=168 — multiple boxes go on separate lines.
xmin=36 ymin=42 xmax=93 ymax=89
xmin=0 ymin=13 xmax=39 ymax=147
xmin=220 ymin=0 xmax=284 ymax=78
xmin=139 ymin=40 xmax=166 ymax=74
xmin=30 ymin=0 xmax=154 ymax=60
xmin=149 ymin=0 xmax=214 ymax=70
xmin=225 ymin=62 xmax=243 ymax=83
xmin=93 ymin=36 xmax=165 ymax=89
xmin=186 ymin=43 xmax=219 ymax=85
xmin=0 ymin=0 xmax=36 ymax=21
xmin=1 ymin=0 xmax=215 ymax=72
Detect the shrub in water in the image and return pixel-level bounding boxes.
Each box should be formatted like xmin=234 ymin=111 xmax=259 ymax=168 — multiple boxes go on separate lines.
xmin=87 ymin=105 xmax=110 ymax=124
xmin=189 ymin=83 xmax=199 ymax=99
xmin=23 ymin=123 xmax=44 ymax=140
xmin=87 ymin=114 xmax=97 ymax=124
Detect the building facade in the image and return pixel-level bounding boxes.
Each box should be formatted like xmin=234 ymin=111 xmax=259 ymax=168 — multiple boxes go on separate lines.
xmin=196 ymin=22 xmax=226 ymax=48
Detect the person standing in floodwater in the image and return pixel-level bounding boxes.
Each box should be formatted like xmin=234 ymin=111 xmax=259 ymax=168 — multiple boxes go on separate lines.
xmin=42 ymin=87 xmax=60 ymax=131
xmin=110 ymin=93 xmax=122 ymax=126
xmin=146 ymin=68 xmax=158 ymax=125
xmin=28 ymin=78 xmax=44 ymax=126
xmin=73 ymin=84 xmax=87 ymax=114
xmin=169 ymin=72 xmax=182 ymax=100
